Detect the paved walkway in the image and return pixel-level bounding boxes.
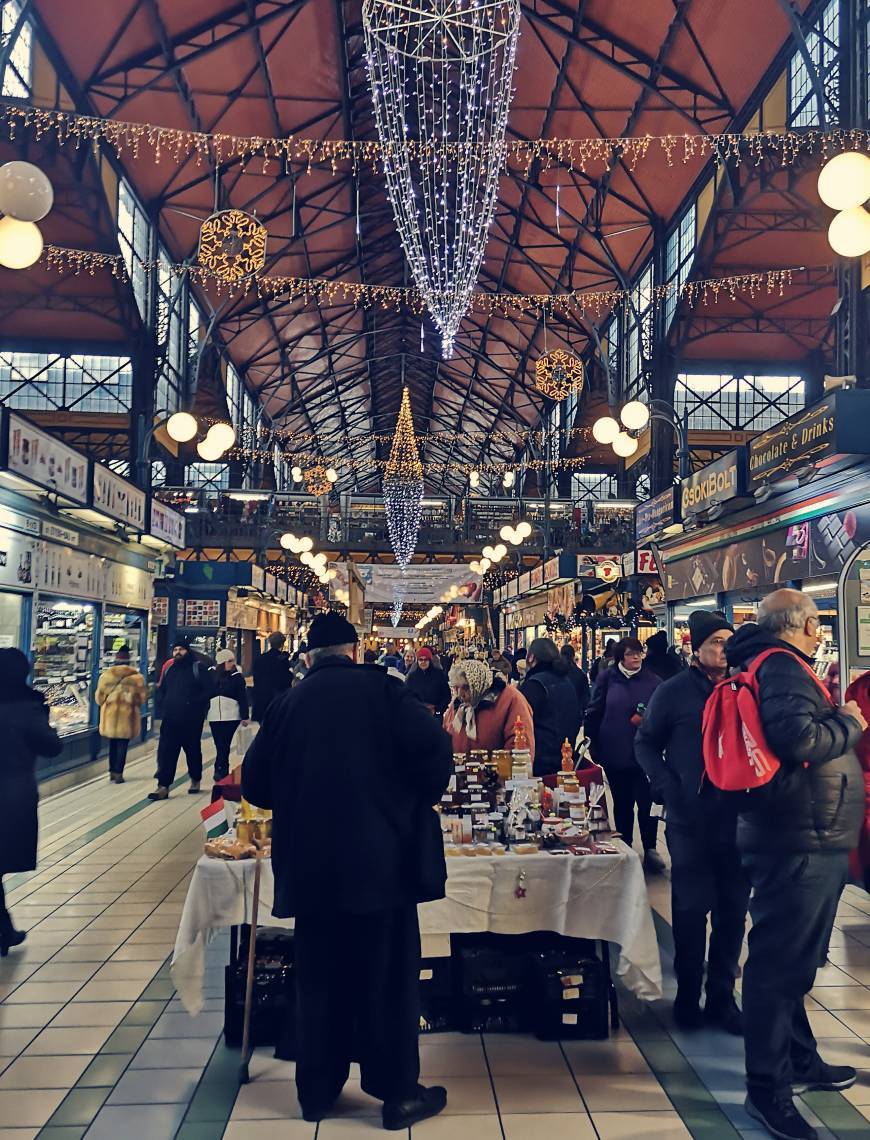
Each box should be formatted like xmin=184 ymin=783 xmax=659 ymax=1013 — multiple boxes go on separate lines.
xmin=0 ymin=740 xmax=868 ymax=1139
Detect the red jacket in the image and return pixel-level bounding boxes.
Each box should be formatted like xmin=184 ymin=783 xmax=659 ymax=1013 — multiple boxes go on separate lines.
xmin=844 ymin=671 xmax=870 ymax=877
xmin=443 ymin=681 xmax=535 ymax=763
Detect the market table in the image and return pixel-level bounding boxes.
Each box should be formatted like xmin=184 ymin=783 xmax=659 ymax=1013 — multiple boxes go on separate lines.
xmin=171 ymin=844 xmax=662 ymax=1016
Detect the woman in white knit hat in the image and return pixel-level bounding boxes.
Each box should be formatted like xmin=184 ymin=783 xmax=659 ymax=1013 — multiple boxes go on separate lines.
xmin=207 ymin=649 xmax=250 ymax=780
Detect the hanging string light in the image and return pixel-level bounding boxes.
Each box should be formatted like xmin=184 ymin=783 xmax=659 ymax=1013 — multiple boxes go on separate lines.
xmin=362 ymin=0 xmax=521 ymax=356
xmin=384 ymin=387 xmax=424 ymax=568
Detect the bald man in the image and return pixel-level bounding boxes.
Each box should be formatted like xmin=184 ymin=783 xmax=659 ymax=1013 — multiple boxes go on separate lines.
xmin=725 ymin=590 xmax=867 ymax=1140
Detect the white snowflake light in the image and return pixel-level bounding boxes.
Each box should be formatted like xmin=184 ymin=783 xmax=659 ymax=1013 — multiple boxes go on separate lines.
xmin=363 ymin=0 xmax=521 ymax=356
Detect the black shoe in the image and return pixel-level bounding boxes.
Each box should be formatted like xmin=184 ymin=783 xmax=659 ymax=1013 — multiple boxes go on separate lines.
xmin=301 ymin=1100 xmax=336 ymax=1123
xmin=187 ymin=781 xmax=202 ymax=795
xmin=793 ymin=1063 xmax=856 ymax=1094
xmin=705 ymin=995 xmax=743 ymax=1036
xmin=383 ymin=1085 xmax=447 ymax=1131
xmin=745 ymin=1092 xmax=817 ymax=1140
xmin=0 ymin=928 xmax=26 ymax=957
xmin=673 ymin=992 xmax=704 ymax=1030
xmin=148 ymin=786 xmax=169 ymax=801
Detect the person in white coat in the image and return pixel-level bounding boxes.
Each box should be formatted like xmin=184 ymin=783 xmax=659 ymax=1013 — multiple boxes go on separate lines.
xmin=207 ymin=650 xmax=250 ymax=780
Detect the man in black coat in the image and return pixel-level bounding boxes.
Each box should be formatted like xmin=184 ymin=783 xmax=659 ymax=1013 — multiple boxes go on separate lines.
xmin=636 ymin=611 xmax=748 ymax=1034
xmin=560 ymin=643 xmax=591 ymax=721
xmin=642 ymin=629 xmax=684 ymax=681
xmin=520 ymin=637 xmax=582 ymax=775
xmin=149 ymin=636 xmax=210 ymax=799
xmin=251 ymin=631 xmax=291 ymax=721
xmin=726 ymin=590 xmax=866 ymax=1140
xmin=242 ymin=611 xmax=453 ymax=1131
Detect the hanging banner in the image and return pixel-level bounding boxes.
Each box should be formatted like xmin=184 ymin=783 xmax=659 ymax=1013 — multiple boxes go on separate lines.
xmin=93 ymin=466 xmax=147 ymax=530
xmin=331 ymin=563 xmax=483 ymax=605
xmin=3 ymin=412 xmax=88 ymax=504
xmin=105 ymin=562 xmax=153 ymax=609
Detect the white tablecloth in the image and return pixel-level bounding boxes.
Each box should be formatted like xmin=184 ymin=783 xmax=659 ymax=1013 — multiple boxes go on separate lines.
xmin=171 ymin=845 xmax=662 ymax=1015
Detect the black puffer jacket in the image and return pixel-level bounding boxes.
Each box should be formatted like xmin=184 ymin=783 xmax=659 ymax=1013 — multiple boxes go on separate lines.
xmin=725 ymin=624 xmax=864 ymax=854
xmin=635 ymin=665 xmax=738 ymax=841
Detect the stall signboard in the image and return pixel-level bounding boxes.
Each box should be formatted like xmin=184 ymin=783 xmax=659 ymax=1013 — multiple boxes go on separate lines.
xmin=226 ymin=599 xmax=259 ymax=630
xmin=622 ymin=549 xmax=659 ymax=576
xmin=680 ymin=449 xmax=747 ymax=518
xmin=0 ymin=504 xmax=40 ymax=537
xmin=93 ymin=467 xmax=147 ymax=530
xmin=0 ymin=526 xmax=38 ymax=590
xmin=39 ymin=544 xmax=104 ymax=599
xmin=277 ymin=579 xmax=288 ymax=601
xmin=264 ymin=573 xmax=277 ymax=597
xmin=543 ymin=556 xmax=560 ymax=583
xmin=149 ymin=499 xmax=186 ymax=548
xmin=251 ymin=566 xmax=265 ymax=591
xmin=105 ymin=562 xmax=153 ymax=609
xmin=4 ymin=412 xmax=88 ymax=504
xmin=507 ymin=577 xmax=519 ymax=598
xmin=517 ymin=571 xmax=531 ymax=594
xmin=530 ymin=565 xmax=544 ymax=589
xmin=546 ymin=582 xmax=575 ymax=618
xmin=747 ymin=390 xmax=870 ymax=488
xmin=577 ymin=553 xmax=621 ymax=577
xmin=151 ymin=596 xmax=169 ymax=626
xmin=42 ymin=520 xmax=78 ymax=545
xmin=635 ymin=486 xmax=679 ymax=543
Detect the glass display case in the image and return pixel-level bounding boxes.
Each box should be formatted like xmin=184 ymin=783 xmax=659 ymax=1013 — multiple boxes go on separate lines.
xmin=101 ymin=607 xmax=145 ymax=671
xmin=32 ymin=599 xmax=95 ymax=736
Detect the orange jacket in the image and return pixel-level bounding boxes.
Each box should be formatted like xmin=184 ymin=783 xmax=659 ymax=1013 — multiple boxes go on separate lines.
xmin=443 ymin=681 xmax=535 ymax=763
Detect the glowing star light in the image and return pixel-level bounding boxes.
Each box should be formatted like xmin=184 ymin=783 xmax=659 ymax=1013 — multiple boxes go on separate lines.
xmin=363 ymin=0 xmax=521 ymax=356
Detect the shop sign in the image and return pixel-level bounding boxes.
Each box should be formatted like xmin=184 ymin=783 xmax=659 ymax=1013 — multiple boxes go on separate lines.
xmin=92 ymin=466 xmax=146 ymax=530
xmin=530 ymin=565 xmax=544 ymax=589
xmin=0 ymin=526 xmax=38 ymax=590
xmin=3 ymin=412 xmax=88 ymax=504
xmin=680 ymin=449 xmax=746 ymax=517
xmin=265 ymin=573 xmax=277 ymax=597
xmin=42 ymin=520 xmax=79 ymax=546
xmin=507 ymin=577 xmax=519 ymax=598
xmin=105 ymin=562 xmax=153 ymax=609
xmin=0 ymin=504 xmax=40 ymax=537
xmin=226 ymin=599 xmax=259 ymax=630
xmin=622 ymin=549 xmax=658 ymax=576
xmin=595 ymin=559 xmax=621 ymax=583
xmin=517 ymin=572 xmax=531 ymax=594
xmin=277 ymin=579 xmax=288 ymax=601
xmin=39 ymin=544 xmax=104 ymax=599
xmin=577 ymin=553 xmax=620 ymax=576
xmin=635 ymin=486 xmax=679 ymax=543
xmin=546 ymin=582 xmax=575 ymax=618
xmin=149 ymin=499 xmax=186 ymax=549
xmin=543 ymin=556 xmax=560 ymax=583
xmin=747 ymin=390 xmax=870 ymax=488
xmin=251 ymin=566 xmax=265 ymax=591
xmin=151 ymin=596 xmax=169 ymax=626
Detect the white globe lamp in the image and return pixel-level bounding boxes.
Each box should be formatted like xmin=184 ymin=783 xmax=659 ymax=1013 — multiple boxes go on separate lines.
xmin=279 ymin=532 xmax=295 ymax=550
xmin=0 ymin=161 xmax=54 ymax=222
xmin=592 ymin=415 xmax=620 ymax=445
xmin=0 ymin=217 xmax=43 ymax=269
xmin=166 ymin=411 xmax=198 ymax=442
xmin=612 ymin=431 xmax=639 ymax=458
xmin=828 ymin=207 xmax=870 ymax=258
xmin=516 ymin=521 xmax=532 ymax=540
xmin=205 ymin=422 xmax=236 ymax=453
xmin=196 ymin=437 xmax=224 ymax=461
xmin=326 ymin=467 xmax=339 ymax=483
xmin=817 ymin=152 xmax=870 ymax=211
xmin=620 ymin=400 xmax=650 ymax=431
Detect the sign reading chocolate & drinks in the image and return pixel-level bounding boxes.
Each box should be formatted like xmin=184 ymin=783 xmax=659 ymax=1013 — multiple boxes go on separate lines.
xmin=748 ymin=390 xmax=870 ymax=488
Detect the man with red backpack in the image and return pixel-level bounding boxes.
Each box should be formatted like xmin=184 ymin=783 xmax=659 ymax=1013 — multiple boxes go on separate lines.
xmin=721 ymin=590 xmax=866 ymax=1140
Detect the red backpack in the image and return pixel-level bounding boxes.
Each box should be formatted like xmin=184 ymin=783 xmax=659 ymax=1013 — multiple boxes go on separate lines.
xmin=702 ymin=647 xmax=833 ymax=791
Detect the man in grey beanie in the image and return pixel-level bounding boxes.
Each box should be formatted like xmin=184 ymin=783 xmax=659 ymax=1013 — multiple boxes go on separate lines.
xmin=636 ymin=610 xmax=749 ymax=1034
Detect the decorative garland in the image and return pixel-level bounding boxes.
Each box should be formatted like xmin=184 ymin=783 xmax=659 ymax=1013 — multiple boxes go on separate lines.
xmin=4 ymin=101 xmax=867 ymax=174
xmin=225 ymin=449 xmax=591 ymax=476
xmin=219 ymin=421 xmax=593 ymax=449
xmin=40 ymin=244 xmax=807 ymax=319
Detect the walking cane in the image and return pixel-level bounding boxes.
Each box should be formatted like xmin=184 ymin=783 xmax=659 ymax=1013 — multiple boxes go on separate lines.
xmin=238 ymin=849 xmax=263 ymax=1084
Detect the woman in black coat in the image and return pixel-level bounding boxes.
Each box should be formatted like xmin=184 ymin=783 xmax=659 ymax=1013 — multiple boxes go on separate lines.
xmin=0 ymin=648 xmax=62 ymax=954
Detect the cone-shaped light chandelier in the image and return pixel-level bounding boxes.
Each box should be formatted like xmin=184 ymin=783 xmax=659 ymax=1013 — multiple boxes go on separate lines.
xmin=363 ymin=0 xmax=521 ymax=357
xmin=384 ymin=387 xmax=424 ymax=568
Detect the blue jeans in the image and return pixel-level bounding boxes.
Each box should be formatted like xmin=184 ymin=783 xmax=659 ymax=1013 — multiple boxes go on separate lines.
xmin=742 ymin=850 xmax=848 ymax=1096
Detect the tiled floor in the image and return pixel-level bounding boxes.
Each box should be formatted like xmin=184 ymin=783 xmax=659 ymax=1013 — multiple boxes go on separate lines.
xmin=1 ymin=738 xmax=869 ymax=1139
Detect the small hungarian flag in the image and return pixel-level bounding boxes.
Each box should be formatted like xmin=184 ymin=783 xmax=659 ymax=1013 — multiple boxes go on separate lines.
xmin=201 ymin=797 xmax=229 ymax=839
